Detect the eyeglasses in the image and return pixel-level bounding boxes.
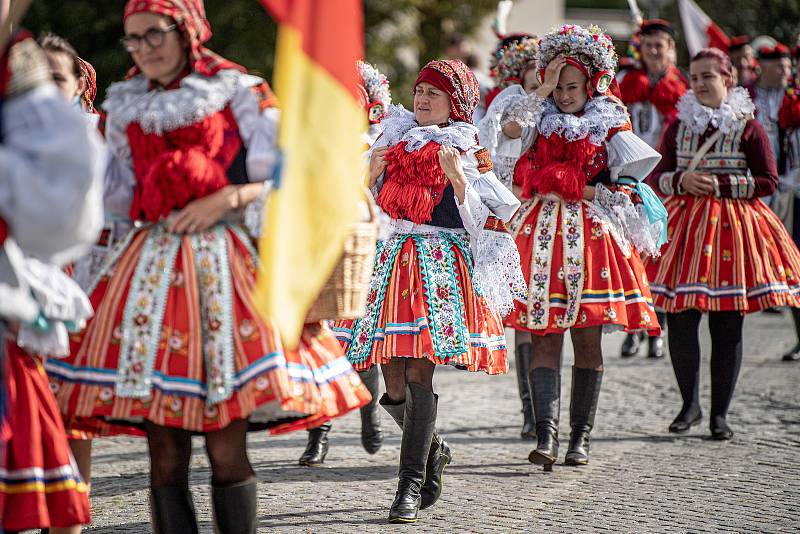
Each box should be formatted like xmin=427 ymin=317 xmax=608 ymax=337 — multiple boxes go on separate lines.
xmin=120 ymin=24 xmax=178 ymax=53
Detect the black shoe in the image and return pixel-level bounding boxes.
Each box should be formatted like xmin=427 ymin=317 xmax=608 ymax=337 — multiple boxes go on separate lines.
xmin=298 ymin=423 xmax=331 ymax=467
xmin=212 ymin=478 xmax=257 ymax=534
xmin=782 ymin=343 xmax=800 ymax=361
xmin=358 ymin=367 xmax=384 ymax=454
xmin=710 ymin=415 xmax=734 ymax=440
xmin=388 ymin=384 xmax=436 ymax=524
xmin=564 ymin=367 xmax=603 ymax=466
xmin=648 ymin=336 xmax=666 ymax=359
xmin=668 ymin=405 xmax=702 ymax=434
xmin=527 ymin=367 xmax=560 ymax=471
xmin=381 ymin=393 xmax=451 ymax=511
xmin=620 ymin=332 xmax=644 ymax=358
xmin=763 ymin=307 xmax=784 ymax=315
xmin=515 ymin=342 xmax=536 ymax=440
xmin=150 ymin=486 xmax=199 ymax=534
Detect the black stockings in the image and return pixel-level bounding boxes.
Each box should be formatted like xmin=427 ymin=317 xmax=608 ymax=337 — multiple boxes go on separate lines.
xmin=530 ymin=326 xmax=604 ymax=370
xmin=146 ymin=419 xmax=253 ymax=489
xmin=667 ymin=310 xmax=744 ymax=420
xmin=381 ymin=358 xmax=436 ymax=401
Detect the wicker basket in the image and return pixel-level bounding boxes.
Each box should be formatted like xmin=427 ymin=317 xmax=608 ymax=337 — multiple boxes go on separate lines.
xmin=306 ymin=189 xmax=379 ymax=322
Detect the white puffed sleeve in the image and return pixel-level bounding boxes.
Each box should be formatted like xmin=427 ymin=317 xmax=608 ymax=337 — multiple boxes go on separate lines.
xmin=0 ymin=84 xmax=104 ymax=265
xmin=230 ymin=74 xmax=280 ymax=183
xmin=457 ymin=148 xmax=520 ymax=236
xmin=606 ymin=129 xmax=662 ymax=182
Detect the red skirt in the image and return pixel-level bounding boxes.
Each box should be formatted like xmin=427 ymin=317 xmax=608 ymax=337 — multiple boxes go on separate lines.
xmin=647 ymin=196 xmax=800 ymax=312
xmin=1 ymin=344 xmax=90 ymax=530
xmin=47 ymin=223 xmax=370 ymax=436
xmin=505 ymin=196 xmax=661 ymax=335
xmin=333 ymin=232 xmax=508 ymax=375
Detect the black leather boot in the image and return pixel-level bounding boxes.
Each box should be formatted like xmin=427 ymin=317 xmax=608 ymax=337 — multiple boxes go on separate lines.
xmin=620 ymin=332 xmax=644 ymax=358
xmin=516 ymin=342 xmax=536 ymax=440
xmin=565 ymin=367 xmax=603 ymax=466
xmin=150 ymin=486 xmax=199 ymax=534
xmin=358 ymin=367 xmax=384 ymax=454
xmin=648 ymin=336 xmax=666 ymax=359
xmin=388 ymin=384 xmax=436 ymax=523
xmin=212 ymin=478 xmax=257 ymax=534
xmin=381 ymin=393 xmax=451 ymax=511
xmin=527 ymin=367 xmax=560 ymax=471
xmin=782 ymin=308 xmax=800 ymax=361
xmin=298 ymin=423 xmax=331 ymax=466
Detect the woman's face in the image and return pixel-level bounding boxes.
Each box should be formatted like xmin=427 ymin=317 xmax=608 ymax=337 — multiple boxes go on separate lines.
xmin=124 ymin=12 xmax=188 ymax=85
xmin=45 ymin=50 xmax=83 ymax=101
xmin=414 ymin=81 xmax=451 ymax=126
xmin=522 ymin=67 xmax=539 ymax=94
xmin=553 ymin=64 xmax=588 ymax=114
xmin=690 ymin=57 xmax=728 ymax=108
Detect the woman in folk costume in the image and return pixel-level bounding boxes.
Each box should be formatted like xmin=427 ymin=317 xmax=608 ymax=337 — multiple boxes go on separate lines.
xmin=298 ymin=60 xmax=392 ymax=468
xmin=617 ymin=18 xmax=689 ymax=360
xmin=333 ymin=59 xmax=523 ymax=523
xmin=0 ymin=30 xmax=104 ymax=533
xmin=45 ymin=2 xmax=370 ymax=532
xmin=477 ymin=34 xmax=540 ymax=440
xmin=646 ymin=48 xmax=800 ymax=440
xmin=506 ymin=25 xmax=665 ymax=471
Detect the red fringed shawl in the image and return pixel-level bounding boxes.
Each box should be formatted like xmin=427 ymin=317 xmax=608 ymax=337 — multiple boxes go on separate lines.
xmin=513 ymin=134 xmax=607 ymax=201
xmin=619 ymin=66 xmax=688 ymax=120
xmin=377 ymin=141 xmax=449 ymax=224
xmin=127 ymin=108 xmax=243 ymax=222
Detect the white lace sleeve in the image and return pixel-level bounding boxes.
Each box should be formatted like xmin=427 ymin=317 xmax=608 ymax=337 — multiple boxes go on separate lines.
xmin=504 ymin=92 xmax=547 ymax=129
xmin=606 ymin=130 xmax=662 ymax=181
xmin=230 ymin=75 xmax=280 ymax=183
xmin=0 ymin=84 xmax=104 ymax=266
xmin=461 ymin=149 xmax=521 ymax=222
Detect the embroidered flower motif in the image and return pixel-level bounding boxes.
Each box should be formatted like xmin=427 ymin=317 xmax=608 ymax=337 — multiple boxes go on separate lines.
xmin=523 ymin=224 xmax=533 ymax=236
xmin=401 ymin=288 xmax=410 ymax=300
xmin=169 ymin=397 xmax=182 ymax=413
xmin=366 ymin=290 xmax=378 ymax=305
xmin=722 ymin=249 xmax=732 ymax=262
xmin=401 ymin=252 xmax=410 ymax=266
xmin=134 ymin=314 xmax=149 ymax=326
xmin=557 ymin=268 xmax=565 ymax=280
xmin=169 ymin=333 xmax=185 ymax=351
xmin=204 ymin=405 xmax=219 ymax=419
xmin=171 ymin=271 xmax=184 ymax=287
xmin=50 ymin=382 xmax=60 ymax=394
xmin=721 ymin=280 xmax=729 ymax=287
xmin=600 ymin=268 xmax=610 ymax=280
xmin=432 ymin=247 xmax=445 ymax=261
xmin=99 ymin=387 xmax=114 ymax=402
xmin=113 ymin=325 xmax=124 ymax=341
xmin=255 ymin=376 xmax=269 ymax=391
xmin=642 ymin=312 xmax=651 ymax=323
xmin=239 ymin=320 xmax=255 ymax=339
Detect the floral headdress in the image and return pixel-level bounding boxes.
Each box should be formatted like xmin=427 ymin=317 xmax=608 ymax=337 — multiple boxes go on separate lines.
xmin=356 ymin=60 xmax=391 ymax=124
xmin=489 ymin=34 xmax=538 ymax=89
xmin=536 ymin=24 xmax=617 ymax=95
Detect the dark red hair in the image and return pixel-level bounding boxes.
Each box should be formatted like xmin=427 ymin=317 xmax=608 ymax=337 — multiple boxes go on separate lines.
xmin=691 ymin=47 xmax=736 ymax=88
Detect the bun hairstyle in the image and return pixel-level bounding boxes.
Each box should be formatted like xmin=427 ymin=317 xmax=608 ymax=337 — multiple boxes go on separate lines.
xmin=691 ymin=47 xmax=736 ymax=88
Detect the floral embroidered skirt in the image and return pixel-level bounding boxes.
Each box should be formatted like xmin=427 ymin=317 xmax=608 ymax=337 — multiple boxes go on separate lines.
xmin=46 ymin=223 xmax=370 ymax=436
xmin=647 ymin=196 xmax=800 ymax=313
xmin=332 ymin=232 xmax=508 ymax=375
xmin=1 ymin=344 xmax=90 ymax=530
xmin=505 ymin=196 xmax=661 ymax=335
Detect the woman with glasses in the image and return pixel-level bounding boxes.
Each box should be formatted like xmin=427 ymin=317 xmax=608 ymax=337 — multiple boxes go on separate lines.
xmin=47 ymin=1 xmax=371 ymax=532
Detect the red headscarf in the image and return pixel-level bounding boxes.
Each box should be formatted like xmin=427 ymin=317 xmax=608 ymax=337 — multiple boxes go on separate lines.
xmin=414 ymin=59 xmax=480 ymax=124
xmin=123 ymin=0 xmax=245 ymax=78
xmin=76 ymin=57 xmax=98 ymax=113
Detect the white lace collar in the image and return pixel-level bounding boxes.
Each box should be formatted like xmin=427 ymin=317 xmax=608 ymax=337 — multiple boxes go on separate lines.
xmin=538 ymin=96 xmax=630 ymax=146
xmin=102 ymin=69 xmax=247 ymax=135
xmin=380 ymin=104 xmax=478 ymax=152
xmin=676 ymin=87 xmax=755 ymax=135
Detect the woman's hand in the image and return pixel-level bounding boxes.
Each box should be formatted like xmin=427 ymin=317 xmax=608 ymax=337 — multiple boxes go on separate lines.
xmin=166 ymin=186 xmax=238 ymax=234
xmin=583 ymin=185 xmax=596 ymax=201
xmin=679 ymin=172 xmax=715 ymax=196
xmin=369 ymin=146 xmax=389 ymax=189
xmin=438 ymin=146 xmax=467 ymax=203
xmin=535 ymin=55 xmax=566 ymax=98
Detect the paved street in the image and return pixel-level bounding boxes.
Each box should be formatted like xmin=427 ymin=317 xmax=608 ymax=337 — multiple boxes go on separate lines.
xmin=84 ymin=312 xmax=800 ymax=533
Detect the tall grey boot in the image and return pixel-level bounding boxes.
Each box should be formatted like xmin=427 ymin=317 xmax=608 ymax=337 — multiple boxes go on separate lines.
xmin=564 ymin=367 xmax=603 ymax=466
xmin=388 ymin=384 xmax=436 ymax=523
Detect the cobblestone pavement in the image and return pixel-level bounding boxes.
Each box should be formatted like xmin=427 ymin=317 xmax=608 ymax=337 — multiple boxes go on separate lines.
xmin=81 ymin=312 xmax=800 ymax=533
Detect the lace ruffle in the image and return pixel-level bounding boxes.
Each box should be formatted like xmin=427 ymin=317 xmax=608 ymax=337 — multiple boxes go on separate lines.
xmin=538 ymin=96 xmax=630 ymax=146
xmin=504 ymin=92 xmax=546 ymax=130
xmin=103 ymin=70 xmax=248 ymax=135
xmin=378 ymin=104 xmax=479 ymax=153
xmin=477 ymin=85 xmax=528 ymax=156
xmin=585 ymin=183 xmax=663 ymax=258
xmin=472 ymin=230 xmax=527 ymax=317
xmin=677 ymin=87 xmax=754 ymax=135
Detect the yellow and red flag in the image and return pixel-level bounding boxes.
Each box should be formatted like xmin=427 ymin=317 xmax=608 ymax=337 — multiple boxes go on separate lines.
xmin=257 ymin=0 xmax=365 ymax=346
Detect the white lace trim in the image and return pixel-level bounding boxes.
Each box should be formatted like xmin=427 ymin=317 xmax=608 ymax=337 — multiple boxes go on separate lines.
xmin=504 ymin=92 xmax=546 ymax=130
xmin=676 ymin=87 xmax=755 ymax=136
xmin=585 ymin=183 xmax=663 ymax=258
xmin=472 ymin=230 xmax=527 ymax=317
xmin=379 ymin=104 xmax=479 ymax=153
xmin=477 ymin=85 xmax=528 ymax=156
xmin=103 ymin=70 xmax=248 ymax=135
xmin=538 ymin=96 xmax=630 ymax=146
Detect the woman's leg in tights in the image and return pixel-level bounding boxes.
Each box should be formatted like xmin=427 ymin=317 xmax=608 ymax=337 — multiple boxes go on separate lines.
xmin=530 ymin=333 xmax=564 ymax=370
xmin=708 ymin=311 xmax=744 ymax=435
xmin=205 ymin=420 xmax=257 ymax=531
xmin=145 ymin=423 xmax=192 ymax=489
xmin=570 ymin=327 xmax=603 ymax=370
xmin=666 ymin=310 xmax=703 ymax=426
